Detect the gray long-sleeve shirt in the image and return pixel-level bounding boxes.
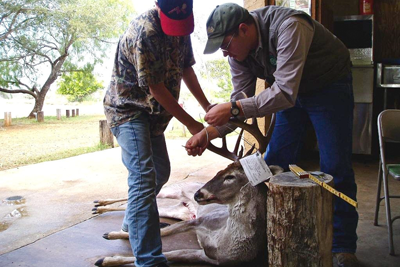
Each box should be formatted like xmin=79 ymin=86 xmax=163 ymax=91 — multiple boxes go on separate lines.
xmin=232 ymin=15 xmax=314 ymax=119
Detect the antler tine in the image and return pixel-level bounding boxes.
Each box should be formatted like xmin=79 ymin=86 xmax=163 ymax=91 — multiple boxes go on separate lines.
xmin=230 ymin=114 xmax=276 ymax=154
xmin=207 ymin=137 xmax=240 ymax=162
xmin=243 ymin=143 xmax=256 ymax=157
xmin=264 ymin=113 xmax=276 ymax=146
xmin=221 ymin=134 xmax=228 ymax=150
xmin=233 ymin=127 xmax=245 ymax=156
xmin=238 ymin=146 xmax=244 ymax=158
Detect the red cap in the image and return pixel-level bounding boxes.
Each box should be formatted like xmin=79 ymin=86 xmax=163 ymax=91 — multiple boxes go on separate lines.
xmin=158 ymin=0 xmax=194 ymax=36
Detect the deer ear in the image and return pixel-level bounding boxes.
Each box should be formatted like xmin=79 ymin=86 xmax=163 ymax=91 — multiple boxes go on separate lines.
xmin=269 ymin=165 xmax=284 ymax=175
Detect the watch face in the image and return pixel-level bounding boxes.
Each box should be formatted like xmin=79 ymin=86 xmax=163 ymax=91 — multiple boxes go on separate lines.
xmin=232 ymin=108 xmax=240 ymax=116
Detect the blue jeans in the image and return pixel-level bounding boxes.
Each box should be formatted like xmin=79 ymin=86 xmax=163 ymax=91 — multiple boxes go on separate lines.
xmin=264 ymin=74 xmax=359 ymax=253
xmin=111 ymin=113 xmax=170 ymax=267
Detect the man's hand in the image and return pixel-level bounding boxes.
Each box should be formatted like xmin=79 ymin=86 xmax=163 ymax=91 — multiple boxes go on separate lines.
xmin=204 ymin=102 xmax=232 ymax=127
xmin=206 ymin=103 xmax=217 ymax=112
xmin=185 ymin=128 xmax=209 ymax=156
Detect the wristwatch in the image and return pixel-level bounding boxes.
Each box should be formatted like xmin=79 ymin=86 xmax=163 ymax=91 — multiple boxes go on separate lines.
xmin=230 ymin=101 xmax=240 ymax=117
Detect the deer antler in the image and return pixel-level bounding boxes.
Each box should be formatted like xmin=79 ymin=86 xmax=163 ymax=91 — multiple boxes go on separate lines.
xmin=206 ymin=114 xmax=275 ymax=161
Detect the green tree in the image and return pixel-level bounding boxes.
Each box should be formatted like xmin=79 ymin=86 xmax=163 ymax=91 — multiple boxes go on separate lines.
xmin=0 ymin=0 xmax=134 ymax=118
xmin=201 ymin=58 xmax=233 ymax=102
xmin=57 ymin=63 xmax=103 ymax=102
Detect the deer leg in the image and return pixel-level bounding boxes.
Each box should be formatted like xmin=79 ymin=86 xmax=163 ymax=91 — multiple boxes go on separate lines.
xmin=164 ymin=249 xmax=219 ymax=265
xmin=93 ymin=198 xmax=128 ymax=207
xmin=161 ymin=219 xmax=198 ymax=237
xmin=103 ymin=230 xmax=129 ymax=240
xmin=92 ymin=206 xmax=125 ymax=215
xmin=94 ymin=250 xmax=218 ymax=267
xmin=95 ymin=255 xmax=135 ymax=266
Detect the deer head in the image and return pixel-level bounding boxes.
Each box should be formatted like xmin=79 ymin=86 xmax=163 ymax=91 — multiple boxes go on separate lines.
xmin=197 ymin=114 xmax=280 ymax=205
xmin=194 ymin=161 xmax=283 ymax=206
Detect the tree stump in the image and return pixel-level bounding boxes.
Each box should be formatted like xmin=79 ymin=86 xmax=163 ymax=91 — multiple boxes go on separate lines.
xmin=37 ymin=111 xmax=44 ymax=122
xmin=99 ymin=120 xmax=114 ymax=147
xmin=267 ymin=171 xmax=334 ymax=267
xmin=66 ymin=110 xmax=70 ymax=118
xmin=72 ymin=109 xmax=75 ymax=117
xmin=56 ymin=109 xmax=61 ymax=120
xmin=76 ymin=108 xmax=79 ymax=116
xmin=4 ymin=112 xmax=12 ymax=127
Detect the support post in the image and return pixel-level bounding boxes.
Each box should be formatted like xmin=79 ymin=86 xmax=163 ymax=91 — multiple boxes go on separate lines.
xmin=76 ymin=108 xmax=79 ymax=116
xmin=37 ymin=111 xmax=44 ymax=122
xmin=4 ymin=112 xmax=12 ymax=127
xmin=56 ymin=109 xmax=61 ymax=120
xmin=99 ymin=120 xmax=114 ymax=147
xmin=66 ymin=110 xmax=70 ymax=118
xmin=267 ymin=172 xmax=334 ymax=267
xmin=72 ymin=109 xmax=75 ymax=117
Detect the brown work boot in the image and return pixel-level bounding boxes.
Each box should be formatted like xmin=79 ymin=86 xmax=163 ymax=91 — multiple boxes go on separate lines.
xmin=334 ymin=253 xmax=360 ymax=267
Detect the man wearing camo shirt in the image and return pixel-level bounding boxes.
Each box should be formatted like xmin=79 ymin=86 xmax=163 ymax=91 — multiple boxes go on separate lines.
xmin=103 ymin=1 xmax=211 ymax=266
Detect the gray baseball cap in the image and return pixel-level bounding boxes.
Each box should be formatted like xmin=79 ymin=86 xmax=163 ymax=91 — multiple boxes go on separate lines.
xmin=204 ymin=3 xmax=250 ymax=54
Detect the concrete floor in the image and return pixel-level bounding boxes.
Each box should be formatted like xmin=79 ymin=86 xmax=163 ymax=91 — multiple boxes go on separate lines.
xmin=0 ymin=138 xmax=399 ymax=267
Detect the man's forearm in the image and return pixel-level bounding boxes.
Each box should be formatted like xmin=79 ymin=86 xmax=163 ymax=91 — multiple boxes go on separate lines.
xmin=149 ymin=82 xmax=200 ymax=132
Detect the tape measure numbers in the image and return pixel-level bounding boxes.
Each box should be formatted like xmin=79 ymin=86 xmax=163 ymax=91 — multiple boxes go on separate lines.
xmin=289 ymin=164 xmax=358 ymax=208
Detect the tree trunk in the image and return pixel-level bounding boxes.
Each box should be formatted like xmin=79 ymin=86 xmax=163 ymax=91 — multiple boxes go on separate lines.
xmin=28 ymin=100 xmax=39 ymax=119
xmin=267 ymin=172 xmax=334 ymax=267
xmin=27 ymin=54 xmax=67 ymax=118
xmin=28 ymin=86 xmax=48 ymax=119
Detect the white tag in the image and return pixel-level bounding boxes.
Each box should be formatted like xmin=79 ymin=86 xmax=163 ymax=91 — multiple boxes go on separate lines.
xmin=239 ymin=151 xmax=273 ymax=186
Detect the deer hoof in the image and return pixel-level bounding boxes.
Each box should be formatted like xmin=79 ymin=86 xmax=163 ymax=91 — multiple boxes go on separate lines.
xmin=159 ymin=222 xmax=170 ymax=228
xmin=103 ymin=233 xmax=110 ymax=240
xmin=94 ymin=258 xmax=104 ymax=266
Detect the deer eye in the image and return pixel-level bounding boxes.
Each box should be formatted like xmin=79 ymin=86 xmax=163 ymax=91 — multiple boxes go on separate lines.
xmin=224 ymin=175 xmax=235 ymax=181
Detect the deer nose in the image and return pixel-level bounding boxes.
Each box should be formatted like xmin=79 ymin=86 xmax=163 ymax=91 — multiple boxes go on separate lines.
xmin=194 ymin=190 xmax=204 ymax=201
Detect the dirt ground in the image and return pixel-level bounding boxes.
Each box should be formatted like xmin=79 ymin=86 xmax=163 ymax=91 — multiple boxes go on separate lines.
xmin=0 ymin=115 xmax=107 ymax=171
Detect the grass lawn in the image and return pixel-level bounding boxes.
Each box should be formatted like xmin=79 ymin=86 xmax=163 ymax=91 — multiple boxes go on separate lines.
xmin=0 ymin=115 xmax=194 ymax=171
xmin=0 ymin=115 xmax=112 ymax=171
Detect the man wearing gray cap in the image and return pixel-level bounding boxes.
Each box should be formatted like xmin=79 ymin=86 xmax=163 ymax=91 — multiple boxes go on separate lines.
xmin=185 ymin=3 xmax=359 ymax=267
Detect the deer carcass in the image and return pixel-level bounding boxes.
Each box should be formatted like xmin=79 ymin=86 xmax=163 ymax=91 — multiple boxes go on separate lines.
xmin=95 ymin=160 xmax=283 ymax=266
xmin=94 ymin=115 xmax=277 ymax=266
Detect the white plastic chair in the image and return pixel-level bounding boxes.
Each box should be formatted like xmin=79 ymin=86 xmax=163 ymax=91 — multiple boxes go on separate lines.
xmin=374 ymin=109 xmax=400 ymax=255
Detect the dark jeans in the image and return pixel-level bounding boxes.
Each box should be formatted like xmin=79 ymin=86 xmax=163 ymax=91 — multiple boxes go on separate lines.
xmin=265 ymin=75 xmax=359 ymax=253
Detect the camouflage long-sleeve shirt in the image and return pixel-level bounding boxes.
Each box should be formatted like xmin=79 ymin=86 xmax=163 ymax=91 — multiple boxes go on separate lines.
xmin=103 ymin=8 xmax=195 ymax=136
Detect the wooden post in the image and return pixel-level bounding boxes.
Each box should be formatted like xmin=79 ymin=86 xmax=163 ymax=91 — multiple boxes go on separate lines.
xmin=99 ymin=120 xmax=114 ymax=147
xmin=66 ymin=110 xmax=70 ymax=118
xmin=37 ymin=111 xmax=44 ymax=122
xmin=72 ymin=109 xmax=75 ymax=117
xmin=56 ymin=109 xmax=61 ymax=120
xmin=4 ymin=112 xmax=12 ymax=127
xmin=267 ymin=172 xmax=334 ymax=267
xmin=76 ymin=108 xmax=79 ymax=116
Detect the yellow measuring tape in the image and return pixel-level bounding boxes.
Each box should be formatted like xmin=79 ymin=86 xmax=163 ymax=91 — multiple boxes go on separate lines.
xmin=289 ymin=164 xmax=358 ymax=208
